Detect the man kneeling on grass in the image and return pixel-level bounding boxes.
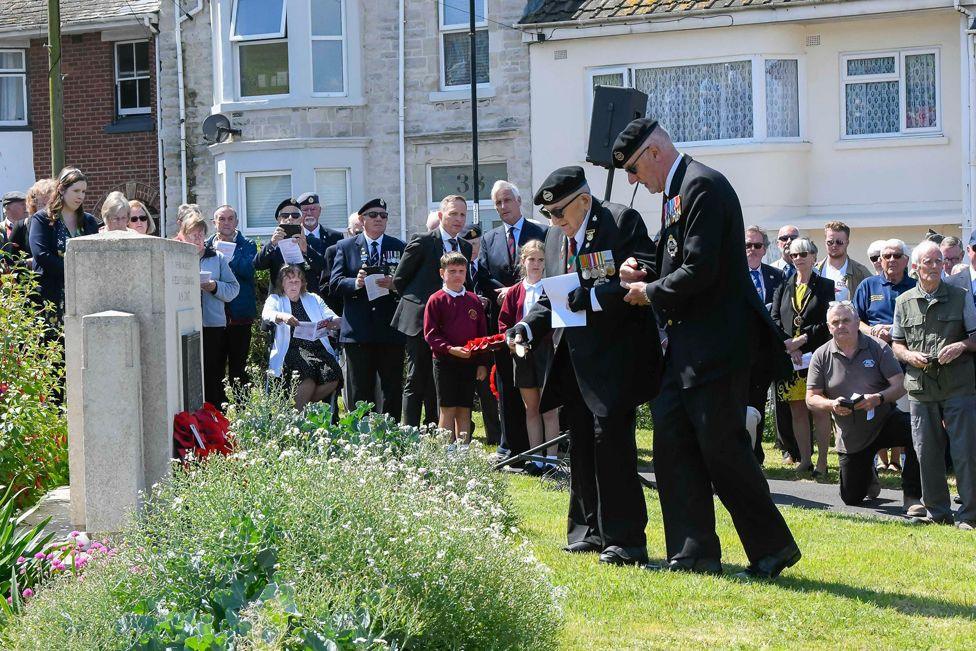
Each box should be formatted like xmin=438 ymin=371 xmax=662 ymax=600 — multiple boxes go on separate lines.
xmin=806 ymin=301 xmax=924 ymax=516
xmin=424 ymin=251 xmax=488 ymax=451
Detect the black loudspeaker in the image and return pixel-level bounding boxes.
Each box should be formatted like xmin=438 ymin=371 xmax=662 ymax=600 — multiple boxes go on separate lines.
xmin=586 ymin=86 xmax=649 ymax=169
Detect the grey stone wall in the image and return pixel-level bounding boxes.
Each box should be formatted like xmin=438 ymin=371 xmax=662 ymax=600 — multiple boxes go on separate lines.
xmin=156 ymin=0 xmax=531 ymax=235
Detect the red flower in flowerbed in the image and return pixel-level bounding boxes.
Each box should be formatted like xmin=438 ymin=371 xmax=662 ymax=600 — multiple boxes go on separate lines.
xmin=461 ymin=333 xmax=507 ymax=353
xmin=173 ymin=403 xmax=233 ymax=461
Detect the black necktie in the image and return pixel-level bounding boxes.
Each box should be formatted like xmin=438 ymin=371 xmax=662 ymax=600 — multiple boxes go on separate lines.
xmin=368 ymin=240 xmax=379 ymax=266
xmin=448 ymin=238 xmax=458 ymax=252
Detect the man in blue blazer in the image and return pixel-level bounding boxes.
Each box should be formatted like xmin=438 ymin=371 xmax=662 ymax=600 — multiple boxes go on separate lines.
xmin=478 ymin=181 xmax=546 ymax=457
xmin=745 ymin=224 xmax=786 ymax=463
xmin=330 ymin=198 xmax=406 ymax=420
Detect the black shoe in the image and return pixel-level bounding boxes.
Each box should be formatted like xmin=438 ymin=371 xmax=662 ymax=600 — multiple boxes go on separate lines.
xmin=646 ymin=558 xmax=723 ymax=575
xmin=563 ymin=540 xmax=602 ymax=554
xmin=523 ymin=461 xmax=545 ymax=477
xmin=735 ymin=544 xmax=801 ymax=580
xmin=599 ymin=545 xmax=648 ymax=566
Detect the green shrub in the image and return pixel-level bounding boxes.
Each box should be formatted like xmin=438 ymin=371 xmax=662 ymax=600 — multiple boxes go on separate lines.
xmin=0 ymin=271 xmax=67 ymax=507
xmin=3 ymin=393 xmax=561 ymax=649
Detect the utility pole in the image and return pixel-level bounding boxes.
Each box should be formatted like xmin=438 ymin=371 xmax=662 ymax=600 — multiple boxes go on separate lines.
xmin=47 ymin=0 xmax=65 ymax=176
xmin=468 ymin=0 xmax=480 ymax=225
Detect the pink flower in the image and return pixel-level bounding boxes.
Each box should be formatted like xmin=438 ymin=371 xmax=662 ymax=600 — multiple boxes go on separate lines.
xmin=21 ymin=588 xmax=33 ymax=599
xmin=6 ymin=597 xmax=11 ymax=605
xmin=16 ymin=556 xmax=26 ymax=565
xmin=33 ymin=552 xmax=45 ymax=560
xmin=68 ymin=531 xmax=79 ymax=538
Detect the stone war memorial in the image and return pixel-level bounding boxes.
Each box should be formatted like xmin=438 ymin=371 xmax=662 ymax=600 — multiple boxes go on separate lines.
xmin=63 ymin=231 xmax=203 ymax=532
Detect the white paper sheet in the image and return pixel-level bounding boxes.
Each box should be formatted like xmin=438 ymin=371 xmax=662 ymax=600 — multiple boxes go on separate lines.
xmin=293 ymin=319 xmax=332 ymax=341
xmin=364 ymin=274 xmax=390 ymax=301
xmin=278 ymin=238 xmax=305 ymax=265
xmin=215 ymin=240 xmax=236 ymax=258
xmin=541 ymin=273 xmax=586 ymax=328
xmin=199 ymin=270 xmax=212 ymax=284
xmin=792 ymin=351 xmax=812 ymax=371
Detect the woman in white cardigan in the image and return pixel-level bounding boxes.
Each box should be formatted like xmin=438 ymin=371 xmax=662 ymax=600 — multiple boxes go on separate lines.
xmin=262 ymin=265 xmax=341 ymax=409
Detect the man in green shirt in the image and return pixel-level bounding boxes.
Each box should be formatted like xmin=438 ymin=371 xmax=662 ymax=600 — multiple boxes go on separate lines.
xmin=892 ymin=241 xmax=976 ymax=529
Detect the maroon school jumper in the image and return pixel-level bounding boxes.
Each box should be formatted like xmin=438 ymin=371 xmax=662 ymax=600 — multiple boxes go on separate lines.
xmin=423 ymin=288 xmax=488 ymax=364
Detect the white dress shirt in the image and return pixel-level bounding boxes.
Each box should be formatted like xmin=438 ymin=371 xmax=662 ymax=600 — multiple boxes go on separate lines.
xmin=439 ymin=226 xmax=460 ymax=252
xmin=522 ymin=278 xmax=544 ymax=317
xmin=443 ymin=285 xmax=466 ymax=298
xmin=664 ymin=153 xmax=683 ymax=197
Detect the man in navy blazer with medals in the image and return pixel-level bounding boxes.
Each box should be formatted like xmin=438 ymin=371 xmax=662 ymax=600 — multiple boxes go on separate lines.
xmin=479 ymin=181 xmax=546 ymax=455
xmin=330 ymin=198 xmax=406 ymax=420
xmin=615 ymin=119 xmax=800 ymax=579
xmin=392 ymin=195 xmax=473 ymax=426
xmin=505 ymin=166 xmax=660 ymax=566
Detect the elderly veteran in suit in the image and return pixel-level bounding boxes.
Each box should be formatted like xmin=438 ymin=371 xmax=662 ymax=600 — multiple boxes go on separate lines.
xmin=615 ymin=118 xmax=800 ymax=579
xmin=392 ymin=195 xmax=473 ymax=427
xmin=330 ymin=198 xmax=406 ymax=419
xmin=505 ymin=166 xmax=659 ymax=566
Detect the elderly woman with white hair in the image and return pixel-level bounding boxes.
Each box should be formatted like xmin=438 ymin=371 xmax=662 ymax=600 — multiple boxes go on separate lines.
xmin=99 ymin=191 xmax=130 ymax=232
xmin=771 ymin=237 xmax=835 ymax=477
xmin=867 ymin=240 xmax=886 ymax=275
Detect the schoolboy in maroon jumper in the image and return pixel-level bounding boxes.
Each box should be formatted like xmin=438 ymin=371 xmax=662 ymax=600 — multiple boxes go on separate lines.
xmin=424 ymin=251 xmax=488 ymax=448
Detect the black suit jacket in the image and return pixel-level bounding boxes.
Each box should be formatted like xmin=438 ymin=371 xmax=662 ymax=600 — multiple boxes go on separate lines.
xmin=646 ymin=155 xmax=791 ymax=388
xmin=771 ymin=273 xmax=836 ymax=354
xmin=330 ymin=233 xmax=406 ymax=344
xmin=522 ymin=199 xmax=661 ymax=417
xmin=320 ymin=242 xmax=343 ymax=315
xmin=391 ymin=230 xmax=473 ymax=337
xmin=478 ymin=218 xmax=547 ymax=290
xmin=750 ymin=262 xmax=785 ymax=306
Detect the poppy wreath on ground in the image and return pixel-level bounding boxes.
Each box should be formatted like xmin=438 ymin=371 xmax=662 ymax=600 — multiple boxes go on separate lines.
xmin=172 ymin=403 xmax=233 ymax=460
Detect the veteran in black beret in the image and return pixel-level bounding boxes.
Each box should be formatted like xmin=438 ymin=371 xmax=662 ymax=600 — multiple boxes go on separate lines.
xmin=254 ymin=197 xmax=329 ymax=295
xmin=329 ymin=197 xmax=406 ymax=419
xmin=613 ymin=118 xmax=800 ymax=579
xmin=506 ymin=166 xmax=660 ymax=566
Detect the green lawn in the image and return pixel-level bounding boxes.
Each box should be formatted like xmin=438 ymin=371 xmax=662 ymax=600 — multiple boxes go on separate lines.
xmin=509 ymin=476 xmax=976 ymax=650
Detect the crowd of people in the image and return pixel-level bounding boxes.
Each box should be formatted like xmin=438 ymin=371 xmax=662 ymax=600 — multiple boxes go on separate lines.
xmin=2 ymin=136 xmax=974 ymax=578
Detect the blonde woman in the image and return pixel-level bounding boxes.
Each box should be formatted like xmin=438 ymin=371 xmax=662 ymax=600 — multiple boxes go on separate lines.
xmin=99 ymin=191 xmax=130 ymax=232
xmin=128 ymin=199 xmax=156 ymax=235
xmin=26 ymin=178 xmax=56 ymax=217
xmin=498 ymin=240 xmax=559 ymax=474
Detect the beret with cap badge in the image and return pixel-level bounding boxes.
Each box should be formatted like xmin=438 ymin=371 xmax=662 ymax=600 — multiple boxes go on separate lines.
xmin=275 ymin=197 xmax=301 ymax=215
xmin=533 ymin=166 xmax=588 ymax=206
xmin=296 ymin=192 xmax=320 ymax=206
xmin=461 ymin=223 xmax=482 ymax=240
xmin=357 ymin=198 xmax=387 ymax=215
xmin=611 ymin=118 xmax=659 ymax=169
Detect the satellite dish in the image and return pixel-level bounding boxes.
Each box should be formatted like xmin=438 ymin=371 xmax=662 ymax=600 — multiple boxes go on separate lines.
xmin=202 ymin=114 xmax=242 ymax=144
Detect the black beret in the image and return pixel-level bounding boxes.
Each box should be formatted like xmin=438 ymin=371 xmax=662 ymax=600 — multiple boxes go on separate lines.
xmin=611 ymin=118 xmax=659 ymax=168
xmin=1 ymin=191 xmax=26 ymax=207
xmin=275 ymin=198 xmax=301 ymax=215
xmin=296 ymin=192 xmax=320 ymax=206
xmin=533 ymin=166 xmax=587 ymax=206
xmin=461 ymin=223 xmax=482 ymax=240
xmin=357 ymin=198 xmax=387 ymax=215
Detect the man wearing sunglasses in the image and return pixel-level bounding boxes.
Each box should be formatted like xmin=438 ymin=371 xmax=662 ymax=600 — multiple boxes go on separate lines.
xmin=614 ymin=118 xmax=800 ymax=579
xmin=813 ymin=221 xmax=872 ymax=304
xmin=770 ymin=225 xmax=800 ymax=278
xmin=330 ymin=198 xmax=406 ymax=421
xmin=504 ymin=165 xmax=659 ymax=567
xmin=853 ymin=239 xmax=915 ymax=345
xmin=255 ymin=198 xmax=322 ymax=294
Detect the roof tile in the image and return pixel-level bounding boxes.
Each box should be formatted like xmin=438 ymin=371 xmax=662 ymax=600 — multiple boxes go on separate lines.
xmin=0 ymin=0 xmax=159 ymax=33
xmin=519 ymin=0 xmax=847 ymax=24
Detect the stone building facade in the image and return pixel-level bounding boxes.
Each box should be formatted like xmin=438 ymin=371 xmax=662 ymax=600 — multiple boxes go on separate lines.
xmin=156 ymin=0 xmax=531 ymax=238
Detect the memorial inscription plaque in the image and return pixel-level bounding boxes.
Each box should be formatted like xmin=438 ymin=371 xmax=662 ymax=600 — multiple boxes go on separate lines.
xmin=181 ymin=331 xmax=204 ymax=412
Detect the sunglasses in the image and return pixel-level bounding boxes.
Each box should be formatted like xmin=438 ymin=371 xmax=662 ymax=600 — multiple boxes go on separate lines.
xmin=624 ymin=148 xmax=649 ymax=175
xmin=826 ymin=239 xmax=847 ymax=246
xmin=363 ymin=211 xmax=389 ymax=219
xmin=881 ymin=252 xmax=904 ymax=260
xmin=129 ymin=214 xmax=148 ymax=222
xmin=790 ymin=251 xmax=811 ymax=259
xmin=869 ymin=255 xmax=881 ymax=262
xmin=540 ymin=194 xmax=581 ymax=220
xmin=278 ymin=211 xmax=302 ymax=219
xmin=778 ymin=234 xmax=797 ymax=242
xmin=745 ymin=242 xmax=765 ymax=250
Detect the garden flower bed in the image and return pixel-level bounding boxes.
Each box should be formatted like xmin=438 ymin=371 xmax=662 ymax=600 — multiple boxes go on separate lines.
xmin=1 ymin=386 xmax=562 ymax=649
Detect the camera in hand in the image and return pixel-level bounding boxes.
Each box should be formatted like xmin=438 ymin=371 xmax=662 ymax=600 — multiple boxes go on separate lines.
xmin=281 ymin=223 xmax=301 ymax=237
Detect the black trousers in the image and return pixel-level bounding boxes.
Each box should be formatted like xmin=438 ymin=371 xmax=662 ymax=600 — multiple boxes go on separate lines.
xmin=747 ymin=356 xmax=774 ymax=464
xmin=561 ymin=360 xmax=647 ymax=549
xmin=652 ymin=362 xmax=796 ymax=564
xmin=344 ymin=342 xmax=404 ymax=420
xmin=225 ymin=322 xmax=252 ymax=392
xmin=494 ymin=351 xmax=528 ymax=452
xmin=202 ymin=326 xmax=227 ymax=409
xmin=474 ymin=373 xmax=501 ymax=443
xmin=839 ymin=409 xmax=921 ymax=504
xmin=402 ymin=334 xmax=438 ymax=427
xmin=775 ymin=395 xmax=800 ymax=460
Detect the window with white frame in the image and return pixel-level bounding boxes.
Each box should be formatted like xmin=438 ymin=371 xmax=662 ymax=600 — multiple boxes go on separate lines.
xmin=314 ymin=168 xmax=350 ymax=230
xmin=429 ymin=162 xmax=507 ymax=230
xmin=311 ymin=0 xmax=345 ymax=95
xmin=232 ymin=0 xmax=290 ymax=98
xmin=439 ymin=0 xmax=488 ymax=90
xmin=0 ymin=50 xmax=27 ymax=126
xmin=588 ymin=56 xmax=801 ymax=145
xmin=115 ymin=41 xmax=151 ymax=116
xmin=241 ymin=171 xmax=292 ymax=231
xmin=842 ymin=49 xmax=939 ymax=138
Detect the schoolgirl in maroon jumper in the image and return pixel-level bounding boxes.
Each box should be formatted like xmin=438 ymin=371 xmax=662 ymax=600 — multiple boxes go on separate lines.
xmin=423 ymin=251 xmax=488 ymax=448
xmin=498 ymin=240 xmax=559 ymax=474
